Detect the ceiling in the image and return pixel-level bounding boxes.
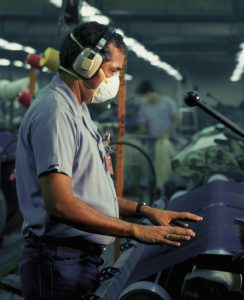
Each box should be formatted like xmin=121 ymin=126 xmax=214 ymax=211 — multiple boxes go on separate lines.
xmin=1 ymin=0 xmax=244 ymax=80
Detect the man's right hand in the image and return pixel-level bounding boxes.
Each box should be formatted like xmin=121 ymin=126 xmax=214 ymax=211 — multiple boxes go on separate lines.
xmin=40 ymin=173 xmax=197 ymax=245
xmin=131 ymin=224 xmax=196 ymax=247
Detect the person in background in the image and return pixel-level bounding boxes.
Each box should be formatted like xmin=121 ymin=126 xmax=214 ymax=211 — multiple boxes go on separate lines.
xmin=137 ymin=80 xmax=181 ymax=193
xmin=16 ymin=22 xmax=202 ymax=300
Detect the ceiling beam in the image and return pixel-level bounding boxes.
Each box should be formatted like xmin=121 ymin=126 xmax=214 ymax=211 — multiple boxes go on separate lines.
xmin=0 ymin=13 xmax=58 ymax=23
xmin=107 ymin=12 xmax=244 ymax=23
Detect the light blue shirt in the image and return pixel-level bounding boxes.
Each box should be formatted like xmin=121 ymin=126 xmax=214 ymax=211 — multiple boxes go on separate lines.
xmin=138 ymin=96 xmax=178 ymax=138
xmin=16 ymin=75 xmax=119 ymax=245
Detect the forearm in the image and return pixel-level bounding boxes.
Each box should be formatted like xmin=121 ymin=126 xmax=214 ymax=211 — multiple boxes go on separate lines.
xmin=118 ymin=196 xmax=137 ymax=216
xmin=40 ymin=174 xmax=200 ymax=246
xmin=50 ymin=195 xmax=134 ymax=238
xmin=41 ymin=174 xmax=135 ymax=238
xmin=118 ymin=196 xmax=154 ymax=217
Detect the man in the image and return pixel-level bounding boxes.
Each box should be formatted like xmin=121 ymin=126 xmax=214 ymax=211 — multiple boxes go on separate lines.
xmin=16 ymin=22 xmax=202 ymax=300
xmin=137 ymin=80 xmax=181 ymax=191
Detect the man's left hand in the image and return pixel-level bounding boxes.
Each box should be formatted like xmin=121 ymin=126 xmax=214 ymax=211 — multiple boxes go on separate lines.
xmin=142 ymin=206 xmax=203 ymax=227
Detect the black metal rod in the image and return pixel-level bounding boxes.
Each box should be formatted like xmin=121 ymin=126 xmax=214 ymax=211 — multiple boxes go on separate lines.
xmin=184 ymin=90 xmax=244 ymax=139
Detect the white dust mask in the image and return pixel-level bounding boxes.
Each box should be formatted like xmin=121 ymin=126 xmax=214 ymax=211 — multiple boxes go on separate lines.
xmin=91 ymin=69 xmax=120 ymax=104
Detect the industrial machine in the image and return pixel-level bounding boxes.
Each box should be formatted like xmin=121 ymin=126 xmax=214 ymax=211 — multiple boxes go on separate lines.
xmin=80 ymin=91 xmax=244 ymax=300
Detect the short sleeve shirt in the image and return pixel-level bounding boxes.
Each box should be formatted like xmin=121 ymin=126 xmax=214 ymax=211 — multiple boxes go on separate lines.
xmin=16 ymin=75 xmax=119 ymax=245
xmin=138 ymin=96 xmax=178 ymax=138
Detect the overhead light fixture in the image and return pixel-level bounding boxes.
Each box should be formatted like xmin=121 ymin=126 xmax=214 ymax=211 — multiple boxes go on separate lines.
xmin=0 ymin=37 xmax=36 ymax=54
xmin=0 ymin=58 xmax=50 ymax=73
xmin=80 ymin=2 xmax=100 ymax=17
xmin=12 ymin=60 xmax=24 ymax=67
xmin=0 ymin=59 xmax=11 ymax=66
xmin=125 ymin=74 xmax=133 ymax=81
xmin=23 ymin=46 xmax=36 ymax=54
xmin=230 ymin=43 xmax=244 ymax=82
xmin=5 ymin=42 xmax=23 ymax=51
xmin=80 ymin=2 xmax=110 ymax=25
xmin=49 ymin=0 xmax=62 ymax=7
xmin=0 ymin=39 xmax=9 ymax=47
xmin=50 ymin=0 xmax=183 ymax=81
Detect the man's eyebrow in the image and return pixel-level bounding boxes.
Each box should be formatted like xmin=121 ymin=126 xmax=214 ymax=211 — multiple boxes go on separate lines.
xmin=113 ymin=66 xmax=123 ymax=71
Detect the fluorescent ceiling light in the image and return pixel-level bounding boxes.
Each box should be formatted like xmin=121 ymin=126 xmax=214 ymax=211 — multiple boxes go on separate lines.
xmin=230 ymin=43 xmax=244 ymax=82
xmin=6 ymin=42 xmax=23 ymax=51
xmin=49 ymin=0 xmax=62 ymax=7
xmin=0 ymin=37 xmax=36 ymax=53
xmin=0 ymin=59 xmax=11 ymax=66
xmin=0 ymin=38 xmax=8 ymax=47
xmin=80 ymin=2 xmax=99 ymax=17
xmin=49 ymin=0 xmax=182 ymax=81
xmin=23 ymin=46 xmax=36 ymax=54
xmin=125 ymin=74 xmax=133 ymax=81
xmin=13 ymin=60 xmax=24 ymax=67
xmin=2 ymin=58 xmax=51 ymax=73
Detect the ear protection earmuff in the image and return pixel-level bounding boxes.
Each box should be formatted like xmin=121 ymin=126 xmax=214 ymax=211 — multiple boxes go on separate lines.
xmin=70 ymin=26 xmax=115 ymax=79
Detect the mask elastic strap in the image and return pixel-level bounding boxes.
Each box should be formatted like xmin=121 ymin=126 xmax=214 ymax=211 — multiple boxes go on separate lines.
xmin=100 ymin=68 xmax=109 ymax=84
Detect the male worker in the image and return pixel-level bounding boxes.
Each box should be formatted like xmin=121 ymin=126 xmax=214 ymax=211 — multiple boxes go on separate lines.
xmin=137 ymin=80 xmax=181 ymax=192
xmin=16 ymin=22 xmax=202 ymax=300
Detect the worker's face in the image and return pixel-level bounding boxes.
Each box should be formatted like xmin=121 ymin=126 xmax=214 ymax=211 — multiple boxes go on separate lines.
xmin=86 ymin=43 xmax=125 ymax=90
xmin=84 ymin=44 xmax=124 ymax=103
xmin=101 ymin=44 xmax=124 ymax=79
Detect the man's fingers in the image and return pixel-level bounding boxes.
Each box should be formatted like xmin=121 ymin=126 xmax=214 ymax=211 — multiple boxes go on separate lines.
xmin=162 ymin=228 xmax=195 ymax=246
xmin=176 ymin=212 xmax=203 ymax=222
xmin=164 ymin=233 xmax=191 ymax=241
xmin=165 ymin=226 xmax=196 ymax=237
xmin=172 ymin=220 xmax=189 ymax=228
xmin=162 ymin=240 xmax=181 ymax=247
xmin=134 ymin=224 xmax=197 ymax=246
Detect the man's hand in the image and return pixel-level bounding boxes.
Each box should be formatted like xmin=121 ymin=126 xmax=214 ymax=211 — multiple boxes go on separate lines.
xmin=141 ymin=206 xmax=203 ymax=228
xmin=132 ymin=223 xmax=196 ymax=247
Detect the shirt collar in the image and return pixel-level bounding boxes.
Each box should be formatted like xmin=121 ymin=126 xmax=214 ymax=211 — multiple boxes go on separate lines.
xmin=50 ymin=75 xmax=84 ymax=117
xmin=50 ymin=75 xmax=99 ymax=137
